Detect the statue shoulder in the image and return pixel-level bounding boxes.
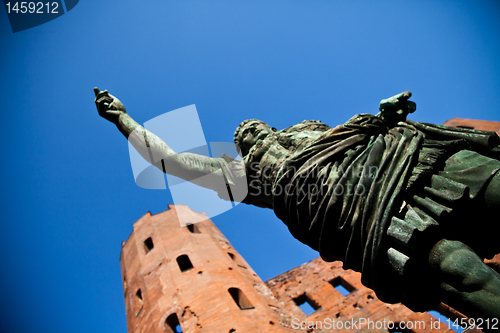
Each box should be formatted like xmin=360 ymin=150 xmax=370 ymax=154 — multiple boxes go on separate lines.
xmin=243 ymin=120 xmax=332 ymax=167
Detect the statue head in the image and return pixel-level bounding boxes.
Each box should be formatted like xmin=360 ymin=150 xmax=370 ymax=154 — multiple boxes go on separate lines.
xmin=234 ymin=119 xmax=276 ymax=157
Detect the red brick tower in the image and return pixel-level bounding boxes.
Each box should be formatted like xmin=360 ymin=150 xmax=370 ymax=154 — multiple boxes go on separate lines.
xmin=120 ymin=205 xmax=300 ymax=333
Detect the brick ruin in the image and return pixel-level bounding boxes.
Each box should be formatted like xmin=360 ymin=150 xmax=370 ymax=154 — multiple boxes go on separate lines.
xmin=120 ymin=119 xmax=500 ymax=332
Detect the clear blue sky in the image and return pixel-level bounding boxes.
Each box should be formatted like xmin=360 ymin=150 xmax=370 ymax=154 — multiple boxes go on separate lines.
xmin=1 ymin=1 xmax=499 ymax=332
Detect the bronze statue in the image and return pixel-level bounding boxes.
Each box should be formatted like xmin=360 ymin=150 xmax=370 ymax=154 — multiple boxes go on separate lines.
xmin=94 ymin=88 xmax=500 ymax=322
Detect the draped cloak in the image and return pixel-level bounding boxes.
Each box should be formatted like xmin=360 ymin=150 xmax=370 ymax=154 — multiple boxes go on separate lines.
xmin=221 ymin=113 xmax=500 ymax=307
xmin=272 ymin=114 xmax=424 ymax=301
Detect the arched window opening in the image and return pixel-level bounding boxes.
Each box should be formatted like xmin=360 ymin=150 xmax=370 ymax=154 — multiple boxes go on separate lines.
xmin=165 ymin=313 xmax=183 ymax=333
xmin=228 ymin=287 xmax=254 ymax=310
xmin=176 ymin=254 xmax=194 ymax=272
xmin=143 ymin=237 xmax=154 ymax=254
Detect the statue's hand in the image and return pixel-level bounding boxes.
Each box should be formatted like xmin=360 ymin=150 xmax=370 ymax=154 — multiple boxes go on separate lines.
xmin=94 ymin=87 xmax=127 ymax=123
xmin=377 ymin=91 xmax=416 ymax=127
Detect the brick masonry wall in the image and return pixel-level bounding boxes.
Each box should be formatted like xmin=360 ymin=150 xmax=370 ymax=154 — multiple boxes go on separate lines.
xmin=265 ymin=258 xmax=456 ymax=333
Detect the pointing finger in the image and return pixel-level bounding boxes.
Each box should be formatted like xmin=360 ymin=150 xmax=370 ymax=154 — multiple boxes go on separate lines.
xmin=94 ymin=87 xmax=100 ymax=97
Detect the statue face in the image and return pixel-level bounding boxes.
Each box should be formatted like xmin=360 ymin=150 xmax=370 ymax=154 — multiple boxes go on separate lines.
xmin=238 ymin=121 xmax=273 ymax=152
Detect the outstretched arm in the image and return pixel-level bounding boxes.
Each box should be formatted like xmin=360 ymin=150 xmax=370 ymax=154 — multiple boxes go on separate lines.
xmin=93 ymin=88 xmax=232 ymax=189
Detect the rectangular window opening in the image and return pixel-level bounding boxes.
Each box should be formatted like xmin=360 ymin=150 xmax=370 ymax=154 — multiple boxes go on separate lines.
xmin=144 ymin=237 xmax=154 ymax=254
xmin=293 ymin=294 xmax=320 ymax=316
xmin=329 ymin=277 xmax=356 ymax=296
